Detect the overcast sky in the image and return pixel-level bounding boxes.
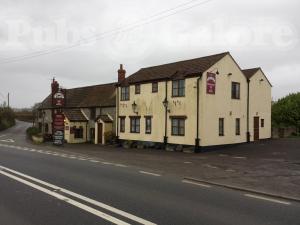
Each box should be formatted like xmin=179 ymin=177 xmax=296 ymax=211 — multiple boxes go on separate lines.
xmin=0 ymin=0 xmax=299 ymax=108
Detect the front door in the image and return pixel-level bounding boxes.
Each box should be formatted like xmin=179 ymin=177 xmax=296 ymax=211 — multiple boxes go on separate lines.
xmin=98 ymin=123 xmax=103 ymax=144
xmin=254 ymin=117 xmax=260 ymax=141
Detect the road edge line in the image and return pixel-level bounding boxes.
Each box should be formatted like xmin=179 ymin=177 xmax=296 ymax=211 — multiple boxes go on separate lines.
xmin=183 ymin=177 xmax=300 ymax=203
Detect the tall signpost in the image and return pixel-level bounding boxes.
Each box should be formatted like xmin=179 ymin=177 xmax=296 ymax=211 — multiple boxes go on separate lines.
xmin=51 ymin=79 xmax=66 ymax=146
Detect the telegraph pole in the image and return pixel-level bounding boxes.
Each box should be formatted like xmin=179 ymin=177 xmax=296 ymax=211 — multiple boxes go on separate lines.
xmin=7 ymin=93 xmax=10 ymax=108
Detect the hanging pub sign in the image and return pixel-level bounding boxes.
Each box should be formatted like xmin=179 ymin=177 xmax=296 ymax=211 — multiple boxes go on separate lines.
xmin=53 ymin=89 xmax=65 ymax=107
xmin=53 ymin=111 xmax=65 ymax=146
xmin=206 ymin=72 xmax=216 ymax=94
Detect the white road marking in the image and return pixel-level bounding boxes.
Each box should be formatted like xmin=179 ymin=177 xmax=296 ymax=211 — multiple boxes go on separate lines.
xmin=0 ymin=165 xmax=156 ymax=225
xmin=78 ymin=158 xmax=88 ymax=161
xmin=233 ymin=156 xmax=247 ymax=159
xmin=205 ymin=164 xmax=218 ymax=169
xmin=102 ymin=162 xmax=113 ymax=165
xmin=0 ymin=134 xmax=7 ymax=138
xmin=89 ymin=160 xmax=100 ymax=163
xmin=225 ymin=169 xmax=236 ymax=172
xmin=244 ymin=194 xmax=291 ymax=205
xmin=219 ymin=154 xmax=228 ymax=157
xmin=139 ymin=171 xmax=161 ymax=177
xmin=115 ymin=164 xmax=128 ymax=168
xmin=0 ymin=170 xmax=130 ymax=225
xmin=182 ymin=180 xmax=211 ymax=188
xmin=0 ymin=139 xmax=15 ymax=143
xmin=183 ymin=161 xmax=192 ymax=164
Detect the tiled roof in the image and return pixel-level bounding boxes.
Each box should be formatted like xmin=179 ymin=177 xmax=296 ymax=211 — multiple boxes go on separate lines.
xmin=39 ymin=82 xmax=116 ymax=109
xmin=97 ymin=115 xmax=113 ymax=123
xmin=64 ymin=109 xmax=88 ymax=122
xmin=121 ymin=52 xmax=229 ymax=85
xmin=242 ymin=68 xmax=260 ymax=79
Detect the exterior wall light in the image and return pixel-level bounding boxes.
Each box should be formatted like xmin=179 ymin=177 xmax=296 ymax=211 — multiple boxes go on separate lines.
xmin=132 ymin=101 xmax=138 ymax=114
xmin=163 ymin=98 xmax=170 ymax=113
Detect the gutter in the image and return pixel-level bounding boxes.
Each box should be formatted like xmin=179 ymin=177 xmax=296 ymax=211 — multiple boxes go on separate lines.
xmin=195 ymin=74 xmax=203 ymax=153
xmin=246 ymin=78 xmax=250 ymax=142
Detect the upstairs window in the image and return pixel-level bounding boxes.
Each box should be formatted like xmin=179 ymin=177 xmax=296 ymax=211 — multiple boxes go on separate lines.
xmin=232 ymin=82 xmax=240 ymax=99
xmin=152 ymin=82 xmax=158 ymax=93
xmin=172 ymin=80 xmax=185 ymax=97
xmin=121 ymin=86 xmax=130 ymax=101
xmin=130 ymin=117 xmax=140 ymax=133
xmin=135 ymin=84 xmax=141 ymax=94
xmin=235 ymin=118 xmax=240 ymax=135
xmin=219 ymin=118 xmax=224 ymax=136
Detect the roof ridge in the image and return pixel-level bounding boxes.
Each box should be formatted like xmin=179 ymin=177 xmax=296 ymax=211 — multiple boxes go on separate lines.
xmin=139 ymin=52 xmax=229 ymax=70
xmin=242 ymin=67 xmax=260 ymax=72
xmin=65 ymin=82 xmax=117 ymax=91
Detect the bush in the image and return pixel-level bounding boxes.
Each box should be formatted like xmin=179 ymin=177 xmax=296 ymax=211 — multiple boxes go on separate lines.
xmin=26 ymin=127 xmax=40 ymax=138
xmin=0 ymin=107 xmax=15 ymax=131
xmin=104 ymin=131 xmax=116 ymax=144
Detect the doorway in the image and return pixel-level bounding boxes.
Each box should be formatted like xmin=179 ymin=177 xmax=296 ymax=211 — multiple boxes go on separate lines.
xmin=253 ymin=117 xmax=260 ymax=141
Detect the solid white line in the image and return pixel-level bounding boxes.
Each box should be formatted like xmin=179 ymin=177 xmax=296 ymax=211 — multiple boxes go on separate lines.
xmin=233 ymin=156 xmax=247 ymax=159
xmin=0 ymin=165 xmax=156 ymax=225
xmin=102 ymin=162 xmax=113 ymax=165
xmin=139 ymin=171 xmax=161 ymax=177
xmin=244 ymin=194 xmax=291 ymax=205
xmin=182 ymin=180 xmax=211 ymax=188
xmin=90 ymin=160 xmax=100 ymax=163
xmin=115 ymin=164 xmax=128 ymax=168
xmin=0 ymin=170 xmax=130 ymax=225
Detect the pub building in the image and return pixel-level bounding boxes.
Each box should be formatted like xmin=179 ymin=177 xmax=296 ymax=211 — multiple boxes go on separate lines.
xmin=37 ymin=79 xmax=116 ymax=144
xmin=116 ymin=52 xmax=272 ymax=151
xmin=37 ymin=51 xmax=272 ymax=151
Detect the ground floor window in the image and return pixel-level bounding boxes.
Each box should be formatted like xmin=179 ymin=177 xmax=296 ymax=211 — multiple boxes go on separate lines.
xmin=145 ymin=117 xmax=152 ymax=134
xmin=74 ymin=126 xmax=84 ymax=139
xmin=120 ymin=117 xmax=125 ymax=133
xmin=235 ymin=118 xmax=240 ymax=135
xmin=171 ymin=118 xmax=185 ymax=136
xmin=130 ymin=117 xmax=140 ymax=133
xmin=219 ymin=118 xmax=224 ymax=136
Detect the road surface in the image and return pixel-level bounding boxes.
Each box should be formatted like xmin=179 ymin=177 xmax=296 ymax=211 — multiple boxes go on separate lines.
xmin=0 ymin=121 xmax=299 ymax=225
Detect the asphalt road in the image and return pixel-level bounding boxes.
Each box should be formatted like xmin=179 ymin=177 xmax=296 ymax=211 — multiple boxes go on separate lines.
xmin=0 ymin=121 xmax=300 ymax=225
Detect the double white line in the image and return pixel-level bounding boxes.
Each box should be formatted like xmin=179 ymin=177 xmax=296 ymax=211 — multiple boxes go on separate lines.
xmin=0 ymin=165 xmax=156 ymax=225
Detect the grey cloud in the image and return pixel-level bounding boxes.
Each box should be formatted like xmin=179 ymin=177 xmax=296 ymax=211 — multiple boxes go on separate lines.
xmin=0 ymin=0 xmax=299 ymax=108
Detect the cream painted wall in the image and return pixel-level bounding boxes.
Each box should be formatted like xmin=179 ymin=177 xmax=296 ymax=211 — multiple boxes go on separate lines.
xmin=118 ymin=82 xmax=166 ymax=143
xmin=200 ymin=54 xmax=248 ymax=146
xmin=118 ymin=77 xmax=200 ymax=145
xmin=64 ymin=118 xmax=87 ymax=144
xmin=249 ymin=70 xmax=272 ymax=141
xmin=117 ymin=54 xmax=265 ymax=147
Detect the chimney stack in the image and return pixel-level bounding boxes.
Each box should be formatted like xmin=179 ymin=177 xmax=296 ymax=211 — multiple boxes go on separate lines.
xmin=51 ymin=78 xmax=59 ymax=94
xmin=118 ymin=64 xmax=126 ymax=83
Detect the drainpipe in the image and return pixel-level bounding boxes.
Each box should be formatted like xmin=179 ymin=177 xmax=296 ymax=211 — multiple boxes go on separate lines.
xmin=163 ymin=81 xmax=168 ymax=145
xmin=195 ymin=74 xmax=202 ymax=153
xmin=246 ymin=78 xmax=250 ymax=142
xmin=116 ymin=85 xmax=119 ymax=142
